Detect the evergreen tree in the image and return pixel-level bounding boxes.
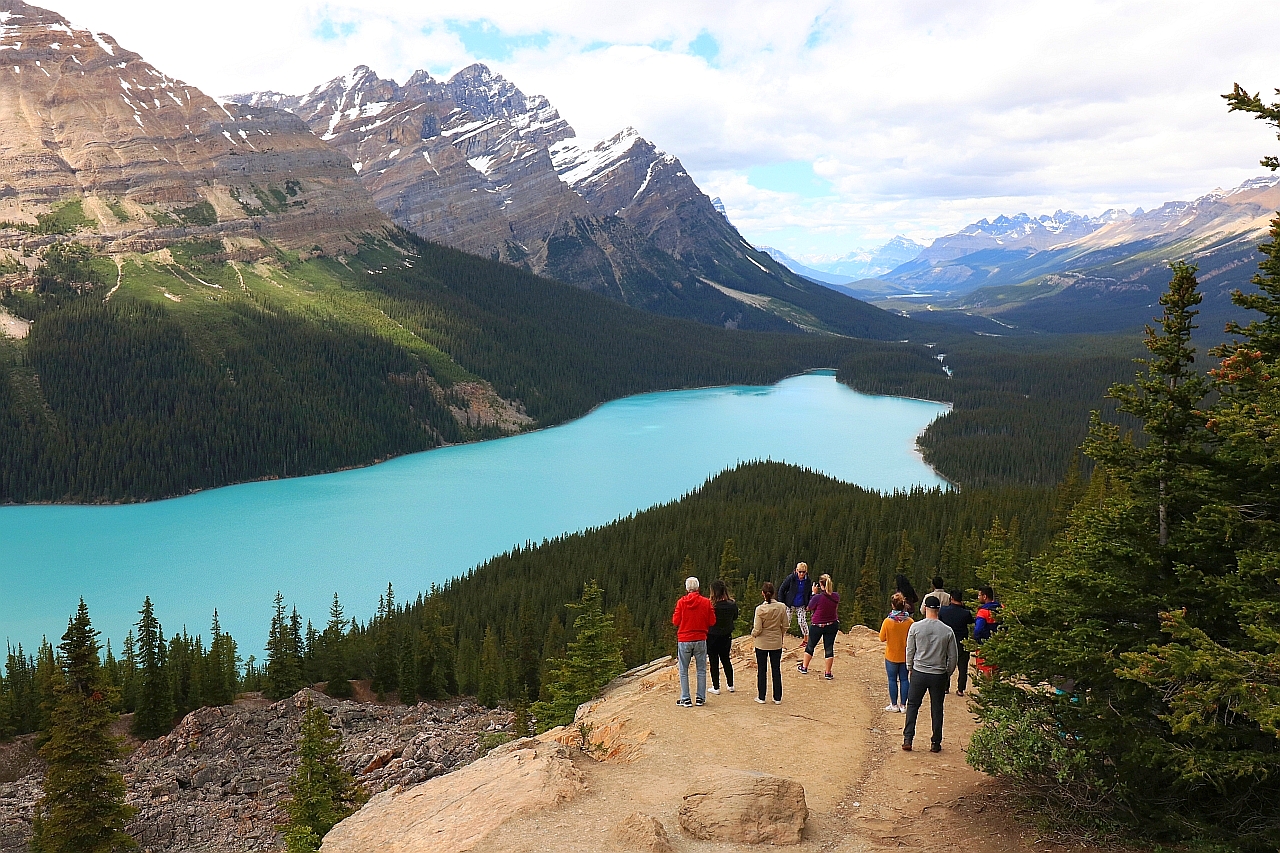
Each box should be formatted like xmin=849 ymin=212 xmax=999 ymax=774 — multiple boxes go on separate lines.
xmin=532 ymin=581 xmax=625 ymax=731
xmin=266 ymin=593 xmax=304 ymax=700
xmin=734 ymin=571 xmax=757 ymax=636
xmin=130 ymin=597 xmax=173 ymax=740
xmin=716 ymin=538 xmax=743 ymax=602
xmin=282 ymin=703 xmax=366 ymax=852
xmin=477 ymin=626 xmax=505 ymax=708
xmin=397 ymin=631 xmax=418 ymax=706
xmin=31 ymin=600 xmax=135 ymax=853
xmin=537 ymin=617 xmax=565 ymax=701
xmin=322 ymin=595 xmax=352 ymax=698
xmin=893 ymin=530 xmax=916 ymax=583
xmin=979 ymin=517 xmax=1019 ymax=591
xmin=852 ymin=547 xmax=883 ymax=628
xmin=205 ymin=611 xmax=238 ymax=707
xmin=969 ymin=255 xmax=1280 ymax=846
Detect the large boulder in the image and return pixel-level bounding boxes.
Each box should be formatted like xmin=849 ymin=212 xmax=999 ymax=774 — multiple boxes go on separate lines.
xmin=678 ymin=769 xmax=808 ymax=845
xmin=320 ymin=739 xmax=584 ymax=852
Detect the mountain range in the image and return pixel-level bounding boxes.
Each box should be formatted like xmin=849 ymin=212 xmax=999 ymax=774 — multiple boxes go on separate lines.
xmin=226 ymin=65 xmax=895 ymax=336
xmin=763 ymin=178 xmax=1279 ymax=336
xmin=0 ymin=0 xmax=921 ymax=503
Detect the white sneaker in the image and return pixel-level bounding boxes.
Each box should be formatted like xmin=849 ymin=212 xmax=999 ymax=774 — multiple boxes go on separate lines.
xmin=708 ymin=687 xmax=720 ymax=694
xmin=773 ymin=699 xmax=782 ymax=705
xmin=885 ymin=705 xmax=898 ymax=712
xmin=897 ymin=705 xmax=907 ymax=713
xmin=727 ymin=685 xmax=734 ymax=693
xmin=755 ymin=697 xmax=766 ymax=704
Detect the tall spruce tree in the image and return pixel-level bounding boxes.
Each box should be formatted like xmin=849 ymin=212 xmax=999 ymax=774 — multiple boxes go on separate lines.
xmin=716 ymin=539 xmax=743 ymax=602
xmin=282 ymin=703 xmax=366 ymax=852
xmin=322 ymin=595 xmax=352 ymax=698
xmin=969 ymin=254 xmax=1279 ymax=846
xmin=852 ymin=546 xmax=883 ymax=628
xmin=130 ymin=597 xmax=172 ymax=740
xmin=532 ymin=581 xmax=625 ymax=731
xmin=32 ymin=600 xmax=135 ymax=853
xmin=266 ymin=593 xmax=304 ymax=700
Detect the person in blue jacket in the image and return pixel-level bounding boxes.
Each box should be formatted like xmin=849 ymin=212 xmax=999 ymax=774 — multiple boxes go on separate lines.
xmin=776 ymin=562 xmax=812 ymax=646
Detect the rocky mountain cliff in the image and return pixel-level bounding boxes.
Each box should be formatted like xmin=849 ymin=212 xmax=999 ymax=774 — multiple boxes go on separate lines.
xmin=0 ymin=0 xmax=388 ymax=255
xmin=231 ymin=65 xmax=900 ymax=336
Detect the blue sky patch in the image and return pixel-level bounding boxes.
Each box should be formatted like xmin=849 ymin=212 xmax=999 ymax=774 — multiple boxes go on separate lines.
xmin=748 ymin=161 xmax=833 ymax=198
xmin=688 ymin=31 xmax=719 ymax=66
xmin=447 ymin=19 xmax=551 ymax=61
xmin=313 ymin=17 xmax=357 ymax=42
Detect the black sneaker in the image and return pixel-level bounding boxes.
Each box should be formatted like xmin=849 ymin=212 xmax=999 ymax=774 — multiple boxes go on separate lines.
xmin=676 ymin=698 xmax=693 ymax=707
xmin=695 ymin=697 xmax=705 ymax=706
xmin=930 ymin=744 xmax=942 ymax=753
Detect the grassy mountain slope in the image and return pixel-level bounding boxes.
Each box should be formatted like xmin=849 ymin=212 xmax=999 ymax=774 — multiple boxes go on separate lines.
xmin=0 ymin=231 xmax=881 ymax=503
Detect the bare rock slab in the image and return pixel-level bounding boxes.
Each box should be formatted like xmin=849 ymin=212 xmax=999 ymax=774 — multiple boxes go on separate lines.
xmin=612 ymin=811 xmax=674 ymax=853
xmin=320 ymin=738 xmax=584 ymax=852
xmin=678 ymin=769 xmax=808 ymax=845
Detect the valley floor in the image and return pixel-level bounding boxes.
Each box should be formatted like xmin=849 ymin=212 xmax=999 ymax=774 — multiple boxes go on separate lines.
xmin=327 ymin=629 xmax=1091 ymax=853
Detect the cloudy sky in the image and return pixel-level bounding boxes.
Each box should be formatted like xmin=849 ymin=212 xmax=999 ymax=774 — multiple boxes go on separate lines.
xmin=51 ymin=0 xmax=1280 ymax=261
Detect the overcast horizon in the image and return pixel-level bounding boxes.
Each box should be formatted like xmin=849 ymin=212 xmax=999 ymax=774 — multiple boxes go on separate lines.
xmin=40 ymin=0 xmax=1280 ymax=261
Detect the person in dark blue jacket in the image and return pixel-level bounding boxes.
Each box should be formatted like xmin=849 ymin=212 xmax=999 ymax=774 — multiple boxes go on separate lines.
xmin=776 ymin=562 xmax=812 ymax=645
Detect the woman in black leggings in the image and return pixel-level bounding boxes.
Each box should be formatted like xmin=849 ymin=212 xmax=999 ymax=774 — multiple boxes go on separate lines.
xmin=751 ymin=581 xmax=788 ymax=704
xmin=707 ymin=580 xmax=738 ymax=694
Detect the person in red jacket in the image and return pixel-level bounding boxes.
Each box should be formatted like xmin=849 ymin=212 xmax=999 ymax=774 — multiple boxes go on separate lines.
xmin=672 ymin=576 xmax=716 ymax=706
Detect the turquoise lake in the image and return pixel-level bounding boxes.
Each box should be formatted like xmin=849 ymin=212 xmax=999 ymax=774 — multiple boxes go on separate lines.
xmin=0 ymin=371 xmax=948 ymax=651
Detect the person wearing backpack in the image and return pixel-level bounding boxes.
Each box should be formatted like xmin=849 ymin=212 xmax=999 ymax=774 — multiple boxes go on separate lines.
xmin=972 ymin=585 xmax=1002 ymax=676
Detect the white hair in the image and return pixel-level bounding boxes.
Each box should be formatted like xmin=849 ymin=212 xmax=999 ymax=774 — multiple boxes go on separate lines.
xmin=685 ymin=576 xmax=700 ymax=592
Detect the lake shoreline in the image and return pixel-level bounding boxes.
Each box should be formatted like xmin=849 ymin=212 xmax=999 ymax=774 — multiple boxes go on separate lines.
xmin=4 ymin=365 xmax=944 ymax=508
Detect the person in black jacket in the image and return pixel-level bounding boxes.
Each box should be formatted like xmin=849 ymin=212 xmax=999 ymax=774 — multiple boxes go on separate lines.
xmin=777 ymin=562 xmax=813 ymax=644
xmin=707 ymin=580 xmax=739 ymax=694
xmin=938 ymin=589 xmax=975 ymax=695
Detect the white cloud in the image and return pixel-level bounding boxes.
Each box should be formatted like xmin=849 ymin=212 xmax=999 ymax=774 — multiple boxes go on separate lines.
xmin=48 ymin=0 xmax=1280 ymax=256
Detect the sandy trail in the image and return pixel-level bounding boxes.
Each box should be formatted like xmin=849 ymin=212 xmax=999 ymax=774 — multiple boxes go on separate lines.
xmin=480 ymin=627 xmax=1073 ymax=853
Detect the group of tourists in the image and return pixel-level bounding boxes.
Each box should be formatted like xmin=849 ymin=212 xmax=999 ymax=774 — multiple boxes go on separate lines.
xmin=879 ymin=575 xmax=1001 ymax=751
xmin=668 ymin=562 xmax=1002 ymax=754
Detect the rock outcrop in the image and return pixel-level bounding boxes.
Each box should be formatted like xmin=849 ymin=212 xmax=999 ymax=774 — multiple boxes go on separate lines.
xmin=0 ymin=0 xmax=389 ymax=254
xmin=612 ymin=811 xmax=674 ymax=853
xmin=0 ymin=690 xmax=511 ymax=853
xmin=319 ymin=738 xmax=584 ymax=852
xmin=678 ymin=769 xmax=809 ymax=844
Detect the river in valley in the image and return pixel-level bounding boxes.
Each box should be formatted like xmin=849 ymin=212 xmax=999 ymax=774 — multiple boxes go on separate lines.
xmin=0 ymin=371 xmax=949 ymax=650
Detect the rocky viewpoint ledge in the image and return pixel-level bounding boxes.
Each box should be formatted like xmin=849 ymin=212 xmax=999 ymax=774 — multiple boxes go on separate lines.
xmin=0 ymin=689 xmax=512 ymax=852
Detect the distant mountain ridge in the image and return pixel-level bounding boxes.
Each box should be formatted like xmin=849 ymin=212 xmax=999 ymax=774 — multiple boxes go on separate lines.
xmin=229 ymin=65 xmax=910 ymax=338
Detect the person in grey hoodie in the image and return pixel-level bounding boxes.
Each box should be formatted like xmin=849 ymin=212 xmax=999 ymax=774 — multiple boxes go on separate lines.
xmin=901 ymin=594 xmax=958 ymax=753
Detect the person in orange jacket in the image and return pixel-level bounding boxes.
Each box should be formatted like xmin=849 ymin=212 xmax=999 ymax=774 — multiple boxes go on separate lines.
xmin=672 ymin=576 xmax=716 ymax=706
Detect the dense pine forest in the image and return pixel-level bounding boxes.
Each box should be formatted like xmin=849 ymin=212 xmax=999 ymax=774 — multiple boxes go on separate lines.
xmin=0 ymin=232 xmax=858 ymax=502
xmin=838 ymin=334 xmax=1143 ymax=486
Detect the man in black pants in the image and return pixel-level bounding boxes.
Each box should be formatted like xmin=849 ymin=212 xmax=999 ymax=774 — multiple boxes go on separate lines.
xmin=938 ymin=589 xmax=974 ymax=696
xmin=902 ymin=595 xmax=958 ymax=753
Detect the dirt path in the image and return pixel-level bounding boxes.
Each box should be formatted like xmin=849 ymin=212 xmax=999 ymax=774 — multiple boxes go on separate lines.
xmin=475 ymin=627 xmax=1075 ymax=853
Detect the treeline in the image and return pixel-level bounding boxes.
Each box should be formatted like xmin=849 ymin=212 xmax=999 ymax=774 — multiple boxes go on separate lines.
xmin=348 ymin=232 xmax=863 ymax=425
xmin=2 ymin=460 xmax=1065 ymax=740
xmin=0 ymin=234 xmax=862 ymax=503
xmin=838 ymin=334 xmax=1142 ymax=486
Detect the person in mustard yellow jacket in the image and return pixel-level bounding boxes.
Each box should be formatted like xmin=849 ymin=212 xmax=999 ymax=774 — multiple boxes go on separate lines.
xmin=879 ymin=592 xmax=914 ymax=712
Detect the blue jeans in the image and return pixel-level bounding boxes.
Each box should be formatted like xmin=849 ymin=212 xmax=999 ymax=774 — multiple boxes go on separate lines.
xmin=885 ymin=660 xmax=910 ymax=705
xmin=678 ymin=640 xmax=708 ymax=702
